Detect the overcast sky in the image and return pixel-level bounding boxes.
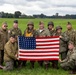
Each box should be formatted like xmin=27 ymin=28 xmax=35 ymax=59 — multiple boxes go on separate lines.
xmin=0 ymin=0 xmax=76 ymax=16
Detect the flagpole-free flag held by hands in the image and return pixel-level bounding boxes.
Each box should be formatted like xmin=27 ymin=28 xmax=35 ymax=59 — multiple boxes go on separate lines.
xmin=18 ymin=36 xmax=60 ymax=61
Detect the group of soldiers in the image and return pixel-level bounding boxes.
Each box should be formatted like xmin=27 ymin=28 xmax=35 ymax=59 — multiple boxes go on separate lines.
xmin=0 ymin=20 xmax=76 ymax=74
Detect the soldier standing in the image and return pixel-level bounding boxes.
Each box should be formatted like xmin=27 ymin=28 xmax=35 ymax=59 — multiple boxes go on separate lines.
xmin=53 ymin=26 xmax=69 ymax=68
xmin=23 ymin=21 xmax=38 ymax=37
xmin=23 ymin=21 xmax=38 ymax=68
xmin=48 ymin=21 xmax=56 ymax=36
xmin=65 ymin=22 xmax=76 ymax=46
xmin=0 ymin=22 xmax=8 ymax=66
xmin=36 ymin=21 xmax=50 ymax=69
xmin=9 ymin=20 xmax=22 ymax=37
xmin=59 ymin=41 xmax=76 ymax=74
xmin=9 ymin=20 xmax=22 ymax=68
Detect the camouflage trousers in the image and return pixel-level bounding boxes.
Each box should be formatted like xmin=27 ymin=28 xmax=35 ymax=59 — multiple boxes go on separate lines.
xmin=3 ymin=60 xmax=14 ymax=71
xmin=60 ymin=51 xmax=67 ymax=60
xmin=60 ymin=60 xmax=76 ymax=70
xmin=0 ymin=50 xmax=4 ymax=65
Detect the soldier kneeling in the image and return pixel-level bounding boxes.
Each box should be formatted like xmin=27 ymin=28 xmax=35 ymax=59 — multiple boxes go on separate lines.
xmin=0 ymin=35 xmax=18 ymax=71
xmin=59 ymin=41 xmax=76 ymax=74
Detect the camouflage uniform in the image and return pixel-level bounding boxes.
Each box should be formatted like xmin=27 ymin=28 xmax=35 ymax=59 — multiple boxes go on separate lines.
xmin=48 ymin=21 xmax=56 ymax=36
xmin=60 ymin=47 xmax=76 ymax=70
xmin=0 ymin=28 xmax=8 ymax=65
xmin=9 ymin=21 xmax=22 ymax=68
xmin=37 ymin=28 xmax=50 ymax=68
xmin=65 ymin=28 xmax=76 ymax=47
xmin=53 ymin=31 xmax=69 ymax=60
xmin=36 ymin=28 xmax=50 ymax=37
xmin=3 ymin=40 xmax=18 ymax=71
xmin=53 ymin=26 xmax=69 ymax=69
xmin=49 ymin=29 xmax=56 ymax=36
xmin=9 ymin=28 xmax=22 ymax=37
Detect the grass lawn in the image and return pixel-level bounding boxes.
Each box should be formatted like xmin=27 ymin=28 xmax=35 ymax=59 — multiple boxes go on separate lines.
xmin=0 ymin=18 xmax=76 ymax=75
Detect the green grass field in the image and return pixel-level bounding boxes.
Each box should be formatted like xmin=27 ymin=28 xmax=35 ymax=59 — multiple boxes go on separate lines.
xmin=0 ymin=18 xmax=76 ymax=75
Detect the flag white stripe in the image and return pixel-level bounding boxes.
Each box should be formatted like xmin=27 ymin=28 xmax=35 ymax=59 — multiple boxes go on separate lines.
xmin=19 ymin=49 xmax=59 ymax=52
xmin=36 ymin=38 xmax=59 ymax=41
xmin=19 ymin=53 xmax=59 ymax=56
xmin=19 ymin=56 xmax=59 ymax=59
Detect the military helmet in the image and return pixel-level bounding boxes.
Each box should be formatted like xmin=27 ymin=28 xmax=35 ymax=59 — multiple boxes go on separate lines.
xmin=27 ymin=21 xmax=34 ymax=26
xmin=56 ymin=26 xmax=62 ymax=30
xmin=10 ymin=34 xmax=16 ymax=38
xmin=48 ymin=21 xmax=54 ymax=27
xmin=68 ymin=41 xmax=74 ymax=45
xmin=14 ymin=20 xmax=18 ymax=23
xmin=67 ymin=22 xmax=72 ymax=25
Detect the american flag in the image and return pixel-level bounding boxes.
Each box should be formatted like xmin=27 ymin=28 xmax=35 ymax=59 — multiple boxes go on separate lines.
xmin=18 ymin=36 xmax=60 ymax=61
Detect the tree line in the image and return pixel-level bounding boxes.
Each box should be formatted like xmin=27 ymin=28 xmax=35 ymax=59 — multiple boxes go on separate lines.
xmin=0 ymin=11 xmax=76 ymax=19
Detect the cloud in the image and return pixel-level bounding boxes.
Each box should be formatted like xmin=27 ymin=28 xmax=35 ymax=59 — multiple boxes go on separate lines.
xmin=0 ymin=0 xmax=76 ymax=15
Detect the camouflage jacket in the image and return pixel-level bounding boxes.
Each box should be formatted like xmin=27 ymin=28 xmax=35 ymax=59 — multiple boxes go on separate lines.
xmin=65 ymin=29 xmax=76 ymax=46
xmin=49 ymin=29 xmax=56 ymax=36
xmin=53 ymin=32 xmax=69 ymax=53
xmin=61 ymin=47 xmax=76 ymax=66
xmin=36 ymin=28 xmax=50 ymax=37
xmin=9 ymin=28 xmax=22 ymax=36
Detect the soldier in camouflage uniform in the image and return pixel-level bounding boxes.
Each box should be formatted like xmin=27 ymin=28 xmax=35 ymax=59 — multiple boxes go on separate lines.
xmin=1 ymin=35 xmax=18 ymax=71
xmin=48 ymin=21 xmax=56 ymax=36
xmin=9 ymin=20 xmax=22 ymax=68
xmin=9 ymin=20 xmax=22 ymax=37
xmin=23 ymin=21 xmax=38 ymax=68
xmin=36 ymin=21 xmax=50 ymax=69
xmin=37 ymin=21 xmax=50 ymax=37
xmin=59 ymin=41 xmax=76 ymax=74
xmin=48 ymin=22 xmax=58 ymax=69
xmin=65 ymin=22 xmax=76 ymax=46
xmin=53 ymin=26 xmax=69 ymax=68
xmin=0 ymin=22 xmax=8 ymax=66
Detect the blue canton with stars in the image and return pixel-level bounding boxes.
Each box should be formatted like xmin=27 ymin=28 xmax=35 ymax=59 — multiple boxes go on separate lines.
xmin=18 ymin=36 xmax=36 ymax=49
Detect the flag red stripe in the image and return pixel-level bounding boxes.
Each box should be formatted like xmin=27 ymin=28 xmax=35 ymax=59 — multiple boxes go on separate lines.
xmin=36 ymin=47 xmax=59 ymax=49
xmin=19 ymin=49 xmax=59 ymax=53
xmin=19 ymin=58 xmax=59 ymax=61
xmin=19 ymin=54 xmax=59 ymax=56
